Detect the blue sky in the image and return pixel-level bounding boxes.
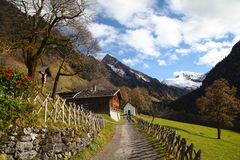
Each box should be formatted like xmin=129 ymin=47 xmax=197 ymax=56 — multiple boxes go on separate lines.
xmin=88 ymin=0 xmax=240 ymax=79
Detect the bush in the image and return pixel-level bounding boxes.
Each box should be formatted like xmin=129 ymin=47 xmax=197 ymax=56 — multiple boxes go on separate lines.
xmin=0 ymin=67 xmax=38 ymax=98
xmin=0 ymin=88 xmax=33 ymax=129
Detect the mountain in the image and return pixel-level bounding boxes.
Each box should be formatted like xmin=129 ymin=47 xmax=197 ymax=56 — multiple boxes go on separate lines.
xmin=102 ymin=54 xmax=188 ymax=100
xmin=171 ymin=41 xmax=240 ymax=129
xmin=162 ymin=71 xmax=206 ymax=91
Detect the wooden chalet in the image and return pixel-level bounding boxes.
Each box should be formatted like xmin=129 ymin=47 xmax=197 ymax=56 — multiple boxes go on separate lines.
xmin=58 ymin=87 xmax=122 ymax=121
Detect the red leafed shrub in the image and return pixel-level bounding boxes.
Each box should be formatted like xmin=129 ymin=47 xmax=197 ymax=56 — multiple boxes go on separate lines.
xmin=0 ymin=66 xmax=39 ymax=98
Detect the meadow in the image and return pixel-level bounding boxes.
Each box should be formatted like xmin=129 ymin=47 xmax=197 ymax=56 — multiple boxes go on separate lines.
xmin=139 ymin=114 xmax=240 ymax=160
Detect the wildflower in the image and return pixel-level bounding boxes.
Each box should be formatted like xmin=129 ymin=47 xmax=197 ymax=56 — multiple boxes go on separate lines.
xmin=5 ymin=69 xmax=13 ymax=73
xmin=17 ymin=80 xmax=23 ymax=85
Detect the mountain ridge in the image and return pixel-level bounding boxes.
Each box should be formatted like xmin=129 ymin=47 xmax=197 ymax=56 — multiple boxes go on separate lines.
xmin=101 ymin=54 xmax=189 ymax=100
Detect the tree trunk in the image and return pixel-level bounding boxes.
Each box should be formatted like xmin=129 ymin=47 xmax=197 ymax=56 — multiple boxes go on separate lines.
xmin=26 ymin=56 xmax=37 ymax=78
xmin=151 ymin=115 xmax=155 ymax=124
xmin=51 ymin=59 xmax=65 ymax=99
xmin=51 ymin=72 xmax=60 ymax=99
xmin=217 ymin=121 xmax=221 ymax=139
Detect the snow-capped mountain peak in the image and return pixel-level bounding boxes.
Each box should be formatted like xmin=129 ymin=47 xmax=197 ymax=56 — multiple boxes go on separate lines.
xmin=163 ymin=71 xmax=206 ymax=90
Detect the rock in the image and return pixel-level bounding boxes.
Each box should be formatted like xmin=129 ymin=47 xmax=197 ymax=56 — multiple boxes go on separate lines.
xmin=9 ymin=136 xmax=15 ymax=141
xmin=20 ymin=136 xmax=31 ymax=142
xmin=42 ymin=153 xmax=49 ymax=160
xmin=57 ymin=154 xmax=63 ymax=159
xmin=1 ymin=136 xmax=11 ymax=144
xmin=33 ymin=139 xmax=40 ymax=145
xmin=16 ymin=142 xmax=33 ymax=152
xmin=62 ymin=137 xmax=70 ymax=144
xmin=47 ymin=132 xmax=62 ymax=143
xmin=68 ymin=142 xmax=76 ymax=151
xmin=30 ymin=133 xmax=38 ymax=140
xmin=17 ymin=150 xmax=37 ymax=160
xmin=33 ymin=127 xmax=40 ymax=133
xmin=76 ymin=138 xmax=81 ymax=143
xmin=23 ymin=128 xmax=32 ymax=135
xmin=6 ymin=154 xmax=15 ymax=160
xmin=4 ymin=147 xmax=15 ymax=154
xmin=53 ymin=143 xmax=64 ymax=153
xmin=4 ymin=142 xmax=15 ymax=154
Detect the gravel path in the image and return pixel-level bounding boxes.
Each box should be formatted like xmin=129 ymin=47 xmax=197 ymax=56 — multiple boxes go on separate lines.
xmin=93 ymin=117 xmax=162 ymax=160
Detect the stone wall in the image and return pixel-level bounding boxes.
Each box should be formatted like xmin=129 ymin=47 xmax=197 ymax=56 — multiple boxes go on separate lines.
xmin=0 ymin=125 xmax=99 ymax=160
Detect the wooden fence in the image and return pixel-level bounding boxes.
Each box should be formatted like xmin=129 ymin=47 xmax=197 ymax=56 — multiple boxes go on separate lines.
xmin=135 ymin=117 xmax=201 ymax=160
xmin=29 ymin=94 xmax=105 ymax=134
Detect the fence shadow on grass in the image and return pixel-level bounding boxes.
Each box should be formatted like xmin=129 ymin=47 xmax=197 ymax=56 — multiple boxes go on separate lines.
xmin=162 ymin=125 xmax=217 ymax=140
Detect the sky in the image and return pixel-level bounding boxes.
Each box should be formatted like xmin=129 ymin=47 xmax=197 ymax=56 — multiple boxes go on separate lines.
xmin=87 ymin=0 xmax=240 ymax=80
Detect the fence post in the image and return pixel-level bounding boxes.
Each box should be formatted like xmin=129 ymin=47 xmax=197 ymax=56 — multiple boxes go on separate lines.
xmin=77 ymin=107 xmax=80 ymax=125
xmin=62 ymin=101 xmax=65 ymax=123
xmin=74 ymin=104 xmax=76 ymax=125
xmin=180 ymin=138 xmax=187 ymax=160
xmin=194 ymin=150 xmax=201 ymax=160
xmin=44 ymin=97 xmax=48 ymax=122
xmin=68 ymin=103 xmax=71 ymax=125
xmin=54 ymin=98 xmax=59 ymax=122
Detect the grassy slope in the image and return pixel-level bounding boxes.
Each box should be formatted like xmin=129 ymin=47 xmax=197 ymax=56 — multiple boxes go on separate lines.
xmin=1 ymin=53 xmax=88 ymax=92
xmin=139 ymin=114 xmax=240 ymax=160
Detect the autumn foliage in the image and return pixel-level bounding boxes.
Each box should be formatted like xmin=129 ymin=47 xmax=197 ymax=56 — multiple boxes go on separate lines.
xmin=196 ymin=78 xmax=240 ymax=139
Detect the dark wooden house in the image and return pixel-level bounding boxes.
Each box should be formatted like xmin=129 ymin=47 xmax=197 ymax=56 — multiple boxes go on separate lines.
xmin=58 ymin=88 xmax=122 ymax=121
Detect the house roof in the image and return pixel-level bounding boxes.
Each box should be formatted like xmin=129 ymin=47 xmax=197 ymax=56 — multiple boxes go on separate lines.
xmin=124 ymin=103 xmax=135 ymax=109
xmin=58 ymin=89 xmax=121 ymax=99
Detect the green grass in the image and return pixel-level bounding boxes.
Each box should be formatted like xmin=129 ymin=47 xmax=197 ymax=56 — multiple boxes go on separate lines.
xmin=70 ymin=114 xmax=119 ymax=160
xmin=139 ymin=114 xmax=240 ymax=160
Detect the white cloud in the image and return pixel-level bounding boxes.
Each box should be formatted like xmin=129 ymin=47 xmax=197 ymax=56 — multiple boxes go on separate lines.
xmin=196 ymin=48 xmax=231 ymax=66
xmin=169 ymin=0 xmax=240 ymax=44
xmin=143 ymin=63 xmax=150 ymax=69
xmin=122 ymin=28 xmax=160 ymax=57
xmin=122 ymin=57 xmax=141 ymax=66
xmin=96 ymin=0 xmax=155 ymax=24
xmin=175 ymin=48 xmax=191 ymax=55
xmin=193 ymin=40 xmax=232 ymax=52
xmin=157 ymin=59 xmax=167 ymax=66
xmin=152 ymin=15 xmax=182 ymax=47
xmin=88 ymin=23 xmax=119 ymax=47
xmin=118 ymin=50 xmax=124 ymax=55
xmin=169 ymin=54 xmax=179 ymax=61
xmin=92 ymin=0 xmax=240 ymax=70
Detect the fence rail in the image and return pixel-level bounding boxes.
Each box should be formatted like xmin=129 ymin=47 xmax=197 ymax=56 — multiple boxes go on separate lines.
xmin=29 ymin=95 xmax=105 ymax=134
xmin=135 ymin=117 xmax=201 ymax=160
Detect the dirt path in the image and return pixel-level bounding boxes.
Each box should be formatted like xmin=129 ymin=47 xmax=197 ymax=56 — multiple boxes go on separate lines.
xmin=93 ymin=118 xmax=162 ymax=160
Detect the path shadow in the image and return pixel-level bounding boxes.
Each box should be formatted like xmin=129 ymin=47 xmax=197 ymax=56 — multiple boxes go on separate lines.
xmin=127 ymin=126 xmax=166 ymax=160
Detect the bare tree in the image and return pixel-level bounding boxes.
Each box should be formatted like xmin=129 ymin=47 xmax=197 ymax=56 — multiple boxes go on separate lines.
xmin=51 ymin=50 xmax=78 ymax=99
xmin=150 ymin=100 xmax=170 ymax=124
xmin=51 ymin=31 xmax=101 ymax=99
xmin=8 ymin=0 xmax=91 ymax=77
xmin=196 ymin=78 xmax=240 ymax=139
